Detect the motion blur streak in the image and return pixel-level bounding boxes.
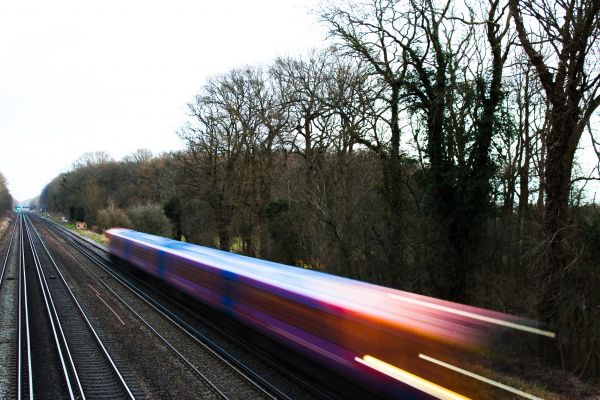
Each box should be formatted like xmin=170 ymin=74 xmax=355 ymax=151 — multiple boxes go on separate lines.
xmin=355 ymin=355 xmax=470 ymax=400
xmin=107 ymin=228 xmax=552 ymax=398
xmin=388 ymin=294 xmax=556 ymax=338
xmin=418 ymin=354 xmax=543 ymax=400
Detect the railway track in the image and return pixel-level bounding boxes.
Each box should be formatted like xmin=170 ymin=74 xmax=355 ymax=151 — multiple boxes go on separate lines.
xmin=22 ymin=211 xmax=75 ymax=399
xmin=0 ymin=213 xmax=140 ymax=399
xmin=33 ymin=215 xmax=308 ymax=400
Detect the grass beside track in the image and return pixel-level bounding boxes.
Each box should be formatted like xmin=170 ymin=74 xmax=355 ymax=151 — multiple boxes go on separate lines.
xmin=66 ymin=225 xmax=108 ymax=245
xmin=44 ymin=214 xmax=108 ymax=245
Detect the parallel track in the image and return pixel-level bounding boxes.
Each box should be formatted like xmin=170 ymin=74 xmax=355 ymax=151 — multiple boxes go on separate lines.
xmin=16 ymin=213 xmax=138 ymax=399
xmin=37 ymin=215 xmax=328 ymax=400
xmin=19 ymin=212 xmax=35 ymax=399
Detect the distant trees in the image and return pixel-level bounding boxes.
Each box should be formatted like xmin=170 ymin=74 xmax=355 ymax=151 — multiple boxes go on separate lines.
xmin=39 ymin=0 xmax=600 ymax=380
xmin=0 ymin=173 xmax=12 ymax=216
xmin=40 ymin=150 xmax=177 ymax=237
xmin=72 ymin=151 xmax=114 ymax=169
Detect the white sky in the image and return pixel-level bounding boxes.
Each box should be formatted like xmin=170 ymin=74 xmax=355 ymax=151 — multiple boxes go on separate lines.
xmin=1 ymin=1 xmax=597 ymax=203
xmin=0 ymin=0 xmax=326 ymax=201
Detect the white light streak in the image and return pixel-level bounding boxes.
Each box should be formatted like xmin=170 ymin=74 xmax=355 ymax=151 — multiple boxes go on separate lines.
xmin=388 ymin=294 xmax=556 ymax=338
xmin=419 ymin=354 xmax=544 ymax=400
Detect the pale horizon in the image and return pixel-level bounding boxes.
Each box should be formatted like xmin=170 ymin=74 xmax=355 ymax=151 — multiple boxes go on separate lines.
xmin=0 ymin=0 xmax=326 ymax=201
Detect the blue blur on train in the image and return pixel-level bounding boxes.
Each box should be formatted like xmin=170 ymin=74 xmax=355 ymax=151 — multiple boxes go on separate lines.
xmin=107 ymin=228 xmax=553 ymax=399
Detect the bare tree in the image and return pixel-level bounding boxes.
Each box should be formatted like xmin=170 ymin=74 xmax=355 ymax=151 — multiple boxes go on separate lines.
xmin=509 ymin=0 xmax=600 ymax=320
xmin=179 ymin=80 xmax=240 ymax=250
xmin=321 ymin=0 xmax=416 ymax=277
xmin=72 ymin=151 xmax=113 ymax=170
xmin=322 ymin=0 xmax=513 ymax=299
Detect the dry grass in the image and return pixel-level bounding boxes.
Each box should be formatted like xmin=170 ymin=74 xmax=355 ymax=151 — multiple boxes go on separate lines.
xmin=73 ymin=227 xmax=108 ymax=245
xmin=62 ymin=222 xmax=108 ymax=245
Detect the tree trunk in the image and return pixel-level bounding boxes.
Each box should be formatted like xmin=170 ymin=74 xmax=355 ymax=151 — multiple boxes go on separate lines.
xmin=519 ymin=73 xmax=531 ymax=228
xmin=539 ymin=107 xmax=579 ymax=322
xmin=382 ymin=85 xmax=404 ymax=281
xmin=537 ymin=125 xmax=546 ymax=210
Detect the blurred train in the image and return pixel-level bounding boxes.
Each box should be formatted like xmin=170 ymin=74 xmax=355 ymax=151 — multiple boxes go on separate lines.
xmin=106 ymin=228 xmax=554 ymax=399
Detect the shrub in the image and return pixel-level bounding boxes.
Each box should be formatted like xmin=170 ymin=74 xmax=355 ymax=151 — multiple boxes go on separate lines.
xmin=97 ymin=201 xmax=131 ymax=230
xmin=127 ymin=203 xmax=173 ymax=237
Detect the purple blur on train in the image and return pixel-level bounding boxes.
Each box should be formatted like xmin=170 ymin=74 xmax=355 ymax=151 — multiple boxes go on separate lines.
xmin=107 ymin=228 xmax=545 ymax=399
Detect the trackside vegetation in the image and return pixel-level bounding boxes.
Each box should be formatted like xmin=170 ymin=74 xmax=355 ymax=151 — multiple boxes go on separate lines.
xmin=0 ymin=173 xmax=13 ymax=218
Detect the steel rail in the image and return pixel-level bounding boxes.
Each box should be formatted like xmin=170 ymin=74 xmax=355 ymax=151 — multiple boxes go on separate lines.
xmin=24 ymin=215 xmax=84 ymax=398
xmin=24 ymin=214 xmax=136 ymax=400
xmin=22 ymin=215 xmax=76 ymax=400
xmin=17 ymin=214 xmax=25 ymax=399
xmin=19 ymin=213 xmax=34 ymax=400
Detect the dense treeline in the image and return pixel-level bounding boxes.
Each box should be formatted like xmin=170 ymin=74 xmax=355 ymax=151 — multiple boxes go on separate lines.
xmin=40 ymin=0 xmax=600 ymax=380
xmin=0 ymin=172 xmax=13 ymax=216
xmin=41 ymin=150 xmax=176 ymax=237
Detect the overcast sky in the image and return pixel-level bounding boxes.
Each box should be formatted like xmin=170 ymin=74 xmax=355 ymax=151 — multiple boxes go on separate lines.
xmin=2 ymin=1 xmax=598 ymax=203
xmin=0 ymin=0 xmax=325 ymax=201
